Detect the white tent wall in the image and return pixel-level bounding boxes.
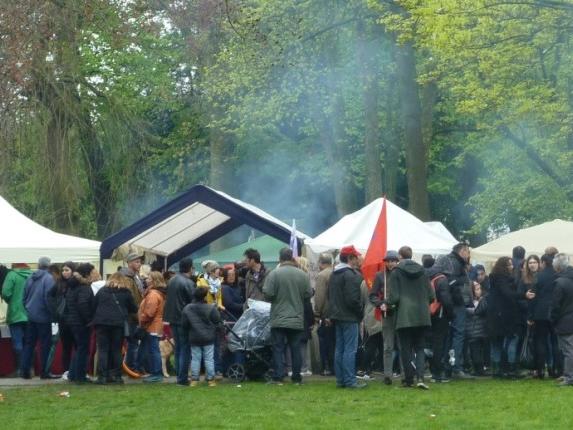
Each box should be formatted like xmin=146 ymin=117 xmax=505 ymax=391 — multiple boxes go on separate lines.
xmin=0 ymin=196 xmax=101 ymax=264
xmin=471 ymin=219 xmax=573 ymax=265
xmin=304 ymin=198 xmax=458 ymax=265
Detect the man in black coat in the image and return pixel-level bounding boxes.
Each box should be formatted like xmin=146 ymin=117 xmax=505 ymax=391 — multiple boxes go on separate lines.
xmin=164 ymin=257 xmax=195 ymax=385
xmin=550 ymin=253 xmax=573 ymax=387
xmin=327 ymin=245 xmax=365 ymax=389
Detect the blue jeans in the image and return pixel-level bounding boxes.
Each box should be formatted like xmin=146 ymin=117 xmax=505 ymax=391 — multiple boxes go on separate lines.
xmin=191 ymin=344 xmax=215 ymax=381
xmin=451 ymin=306 xmax=466 ymax=372
xmin=20 ymin=321 xmax=52 ymax=377
xmin=334 ymin=321 xmax=359 ymax=387
xmin=144 ymin=334 xmax=162 ymax=377
xmin=491 ymin=335 xmax=519 ymax=364
xmin=9 ymin=322 xmax=27 ymax=354
xmin=69 ymin=326 xmax=90 ymax=381
xmin=172 ymin=325 xmax=191 ymax=384
xmin=125 ymin=322 xmax=140 ymax=371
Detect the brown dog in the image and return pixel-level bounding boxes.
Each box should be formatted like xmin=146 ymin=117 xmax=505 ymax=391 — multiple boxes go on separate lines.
xmin=159 ymin=338 xmax=175 ymax=378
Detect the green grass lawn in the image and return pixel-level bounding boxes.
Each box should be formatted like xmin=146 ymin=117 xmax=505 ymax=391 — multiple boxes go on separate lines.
xmin=1 ymin=379 xmax=573 ymax=429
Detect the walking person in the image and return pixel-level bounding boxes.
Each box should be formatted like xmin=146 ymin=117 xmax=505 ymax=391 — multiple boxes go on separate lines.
xmin=328 ymin=245 xmax=366 ymax=389
xmin=263 ymin=247 xmax=312 ymax=384
xmin=92 ymin=272 xmax=137 ymax=384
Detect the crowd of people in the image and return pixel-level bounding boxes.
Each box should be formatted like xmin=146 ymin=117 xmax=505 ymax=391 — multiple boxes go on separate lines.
xmin=1 ymin=242 xmax=573 ymax=390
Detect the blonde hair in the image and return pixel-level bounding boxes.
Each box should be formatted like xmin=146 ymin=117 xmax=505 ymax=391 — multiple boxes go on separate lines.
xmin=296 ymin=256 xmax=310 ymax=274
xmin=107 ymin=272 xmax=129 ymax=289
xmin=148 ymin=271 xmax=166 ymax=288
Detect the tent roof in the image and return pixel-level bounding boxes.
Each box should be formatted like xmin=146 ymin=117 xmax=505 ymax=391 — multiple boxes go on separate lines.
xmin=100 ymin=185 xmax=308 ymax=266
xmin=195 ymin=235 xmax=285 ymax=268
xmin=305 ymin=198 xmax=457 ymax=256
xmin=471 ymin=219 xmax=573 ymax=263
xmin=0 ymin=195 xmax=101 ymax=264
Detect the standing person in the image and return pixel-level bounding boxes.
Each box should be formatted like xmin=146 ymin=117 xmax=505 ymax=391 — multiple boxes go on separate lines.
xmin=512 ymin=246 xmax=527 ymax=284
xmin=387 ymin=246 xmax=435 ymax=390
xmin=121 ymin=253 xmax=144 ymax=374
xmin=472 ymin=264 xmax=491 ymax=294
xmin=163 ymin=257 xmax=195 ymax=386
xmin=444 ymin=243 xmax=473 ymax=379
xmin=327 ymin=245 xmax=366 ymax=389
xmin=92 ymin=272 xmax=138 ymax=384
xmin=20 ymin=257 xmax=56 ymax=379
xmin=369 ymin=250 xmax=400 ymax=385
xmin=65 ymin=263 xmax=95 ymax=384
xmin=243 ymin=248 xmax=269 ymax=307
xmin=138 ymin=271 xmax=167 ymax=383
xmin=314 ymin=253 xmax=334 ymax=376
xmin=295 ymin=256 xmax=314 ymax=377
xmin=465 ymin=283 xmax=488 ymax=376
xmin=182 ymin=287 xmax=222 ymax=387
xmin=487 ymin=257 xmax=535 ymax=378
xmin=427 ymin=256 xmax=455 ymax=383
xmin=1 ymin=263 xmax=33 ymax=376
xmin=263 ymin=248 xmax=312 ymax=385
xmin=221 ymin=265 xmax=244 ymax=320
xmin=550 ymin=253 xmax=573 ymax=386
xmin=48 ymin=261 xmax=77 ymax=379
xmin=530 ymin=254 xmax=557 ymax=378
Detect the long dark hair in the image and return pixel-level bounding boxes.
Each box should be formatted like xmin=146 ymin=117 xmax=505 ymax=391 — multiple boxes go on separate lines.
xmin=522 ymin=255 xmax=540 ymax=284
xmin=491 ymin=256 xmax=513 ymax=277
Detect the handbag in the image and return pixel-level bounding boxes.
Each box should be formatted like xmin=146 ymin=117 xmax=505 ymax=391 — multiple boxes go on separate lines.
xmin=519 ymin=325 xmax=535 ymax=370
xmin=111 ymin=292 xmax=130 ymax=338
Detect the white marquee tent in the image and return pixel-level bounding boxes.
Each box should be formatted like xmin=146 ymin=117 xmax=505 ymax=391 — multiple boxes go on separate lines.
xmin=304 ymin=198 xmax=458 ymax=258
xmin=471 ymin=219 xmax=573 ymax=263
xmin=0 ymin=195 xmax=101 ymax=264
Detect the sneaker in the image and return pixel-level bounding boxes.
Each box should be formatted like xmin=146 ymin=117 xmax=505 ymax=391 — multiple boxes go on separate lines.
xmin=417 ymin=382 xmax=430 ymax=390
xmin=208 ymin=380 xmax=217 ymax=387
xmin=287 ymin=371 xmax=293 ymax=377
xmin=383 ymin=377 xmax=392 ymax=386
xmin=190 ymin=380 xmax=199 ymax=387
xmin=357 ymin=373 xmax=374 ymax=381
xmin=266 ymin=380 xmax=284 ymax=386
xmin=301 ymin=370 xmax=313 ymax=377
xmin=430 ymin=376 xmax=450 ymax=383
xmin=142 ymin=375 xmax=163 ymax=383
xmin=452 ymin=370 xmax=475 ymax=380
xmin=346 ymin=382 xmax=368 ymax=389
xmin=61 ymin=371 xmax=69 ymax=381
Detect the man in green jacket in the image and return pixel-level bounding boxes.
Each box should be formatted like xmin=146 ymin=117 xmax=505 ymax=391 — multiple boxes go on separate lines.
xmin=263 ymin=247 xmax=312 ymax=384
xmin=387 ymin=246 xmax=435 ymax=390
xmin=2 ymin=264 xmax=33 ymax=375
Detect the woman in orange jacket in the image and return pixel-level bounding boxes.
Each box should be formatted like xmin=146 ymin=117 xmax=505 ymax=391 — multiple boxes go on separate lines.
xmin=138 ymin=271 xmax=167 ymax=383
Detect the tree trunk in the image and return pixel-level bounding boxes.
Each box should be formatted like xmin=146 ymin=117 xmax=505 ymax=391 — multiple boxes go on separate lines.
xmin=396 ymin=41 xmax=431 ymax=220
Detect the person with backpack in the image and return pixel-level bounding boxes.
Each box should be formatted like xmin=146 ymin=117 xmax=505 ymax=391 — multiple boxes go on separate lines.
xmin=427 ymin=256 xmax=455 ymax=383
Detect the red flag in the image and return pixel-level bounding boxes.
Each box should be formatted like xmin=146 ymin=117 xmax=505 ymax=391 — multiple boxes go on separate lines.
xmin=361 ymin=197 xmax=388 ymax=289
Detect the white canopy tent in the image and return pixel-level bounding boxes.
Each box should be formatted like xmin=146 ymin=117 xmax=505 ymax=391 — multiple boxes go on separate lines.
xmin=0 ymin=195 xmax=101 ymax=264
xmin=471 ymin=219 xmax=573 ymax=263
xmin=304 ymin=198 xmax=458 ymax=258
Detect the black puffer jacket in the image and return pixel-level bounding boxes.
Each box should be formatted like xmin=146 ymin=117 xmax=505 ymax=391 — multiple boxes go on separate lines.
xmin=551 ymin=267 xmax=573 ymax=335
xmin=327 ymin=264 xmax=363 ymax=322
xmin=530 ymin=267 xmax=556 ymax=321
xmin=466 ymin=298 xmax=488 ymax=339
xmin=486 ymin=273 xmax=524 ymax=337
xmin=181 ymin=302 xmax=222 ymax=346
xmin=164 ymin=273 xmax=195 ymax=325
xmin=63 ymin=276 xmax=94 ymax=327
xmin=92 ymin=287 xmax=138 ymax=327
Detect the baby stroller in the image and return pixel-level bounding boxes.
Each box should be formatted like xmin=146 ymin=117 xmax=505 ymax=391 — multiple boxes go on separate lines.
xmin=225 ymin=300 xmax=274 ymax=383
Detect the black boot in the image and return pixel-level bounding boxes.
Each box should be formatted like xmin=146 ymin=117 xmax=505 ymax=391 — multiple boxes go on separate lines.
xmin=492 ymin=362 xmax=503 ymax=379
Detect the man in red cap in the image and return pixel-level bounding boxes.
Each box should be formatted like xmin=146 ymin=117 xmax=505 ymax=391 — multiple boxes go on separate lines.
xmin=327 ymin=245 xmax=366 ymax=389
